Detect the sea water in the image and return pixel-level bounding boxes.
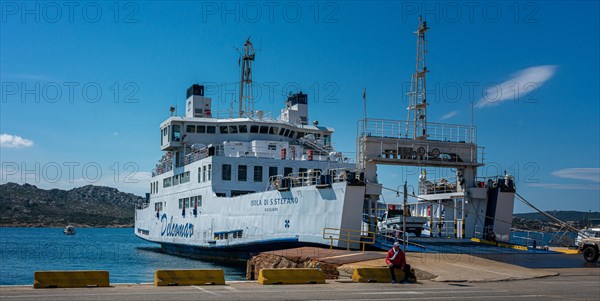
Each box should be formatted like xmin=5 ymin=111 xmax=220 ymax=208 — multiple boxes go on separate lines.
xmin=0 ymin=227 xmax=246 ymax=285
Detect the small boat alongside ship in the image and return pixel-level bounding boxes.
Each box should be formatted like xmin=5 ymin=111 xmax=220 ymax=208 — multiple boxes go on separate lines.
xmin=63 ymin=225 xmax=76 ymax=235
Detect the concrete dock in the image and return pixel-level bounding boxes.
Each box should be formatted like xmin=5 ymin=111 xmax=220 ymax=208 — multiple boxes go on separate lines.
xmin=2 ymin=247 xmax=598 ymax=301
xmin=1 ymin=267 xmax=598 ymax=301
xmin=247 ymin=247 xmax=565 ymax=282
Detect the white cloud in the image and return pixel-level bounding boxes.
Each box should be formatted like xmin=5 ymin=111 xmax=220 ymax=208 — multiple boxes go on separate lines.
xmin=475 ymin=65 xmax=557 ymax=108
xmin=551 ymin=168 xmax=600 ymax=183
xmin=0 ymin=134 xmax=34 ymax=148
xmin=440 ymin=110 xmax=459 ymax=120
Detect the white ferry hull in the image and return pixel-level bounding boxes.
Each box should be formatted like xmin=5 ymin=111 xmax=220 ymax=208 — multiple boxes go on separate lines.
xmin=135 ymin=181 xmax=366 ymax=257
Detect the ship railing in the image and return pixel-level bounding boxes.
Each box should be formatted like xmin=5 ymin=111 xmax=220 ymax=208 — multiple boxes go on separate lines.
xmin=152 ymin=159 xmax=173 ymax=176
xmin=377 ymin=228 xmax=427 ymax=249
xmin=327 ymin=168 xmax=362 ymax=184
xmin=510 ymin=228 xmax=545 ymax=248
xmin=426 ymin=220 xmax=459 ymax=238
xmin=364 ymin=139 xmax=485 ymax=165
xmin=323 ymin=227 xmax=376 ymax=251
xmin=267 ymin=168 xmax=362 ymax=191
xmin=156 ymin=146 xmax=357 ymax=176
xmin=223 ymin=146 xmax=355 ymax=163
xmin=135 ymin=202 xmax=149 ymax=210
xmin=359 ymin=118 xmax=477 ymax=144
xmin=418 ymin=176 xmax=458 ymax=195
xmin=474 ymin=224 xmax=499 ymax=241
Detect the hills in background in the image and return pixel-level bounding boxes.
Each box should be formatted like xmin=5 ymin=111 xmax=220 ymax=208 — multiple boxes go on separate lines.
xmin=0 ymin=182 xmax=598 ymax=229
xmin=0 ymin=182 xmax=144 ymax=227
xmin=513 ymin=211 xmax=599 ymax=231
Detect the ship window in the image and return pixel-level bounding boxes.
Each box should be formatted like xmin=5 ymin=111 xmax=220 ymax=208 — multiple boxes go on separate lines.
xmin=283 ymin=129 xmax=290 ymax=137
xmin=173 ymin=174 xmax=179 ymax=185
xmin=238 ymin=165 xmax=247 ymax=181
xmin=180 ymin=171 xmax=190 ymax=184
xmin=224 ymin=233 xmax=228 ymax=239
xmin=254 ymin=166 xmax=263 ymax=182
xmin=179 ymin=199 xmax=182 ymax=209
xmin=259 ymin=126 xmax=269 ymax=134
xmin=197 ymin=195 xmax=202 ymax=207
xmin=269 ymin=166 xmax=278 ymax=178
xmin=250 ymin=125 xmax=259 ymax=133
xmin=239 ymin=125 xmax=247 ymax=133
xmin=279 ymin=128 xmax=286 ymax=135
xmin=269 ymin=127 xmax=278 ymax=134
xmin=172 ymin=125 xmax=181 ymax=141
xmin=186 ymin=125 xmax=195 ymax=133
xmin=185 ymin=198 xmax=189 ymax=208
xmin=222 ymin=164 xmax=231 ymax=181
xmin=220 ymin=126 xmax=229 ymax=134
xmin=299 ymin=168 xmax=307 ymax=175
xmin=296 ymin=131 xmax=305 ymax=139
xmin=238 ymin=230 xmax=243 ymax=238
xmin=208 ymin=164 xmax=212 ymax=181
xmin=233 ymin=231 xmax=238 ymax=239
xmin=268 ymin=144 xmax=276 ymax=151
xmin=198 ymin=167 xmax=202 ymax=183
xmin=229 ymin=125 xmax=238 ymax=134
xmin=284 ymin=167 xmax=293 ymax=177
xmin=288 ymin=130 xmax=296 ymax=138
xmin=163 ymin=177 xmax=172 ymax=188
xmin=206 ymin=126 xmax=216 ymax=134
xmin=197 ymin=125 xmax=206 ymax=133
xmin=202 ymin=166 xmax=207 ymax=182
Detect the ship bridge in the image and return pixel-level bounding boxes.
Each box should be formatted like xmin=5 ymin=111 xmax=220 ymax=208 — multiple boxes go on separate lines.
xmin=358 ymin=118 xmax=483 ymax=171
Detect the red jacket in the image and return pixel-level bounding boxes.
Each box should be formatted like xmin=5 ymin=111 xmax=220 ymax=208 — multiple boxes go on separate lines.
xmin=385 ymin=248 xmax=406 ymax=268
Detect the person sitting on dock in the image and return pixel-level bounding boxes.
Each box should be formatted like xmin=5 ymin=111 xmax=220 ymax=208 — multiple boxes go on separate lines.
xmin=386 ymin=242 xmax=411 ymax=284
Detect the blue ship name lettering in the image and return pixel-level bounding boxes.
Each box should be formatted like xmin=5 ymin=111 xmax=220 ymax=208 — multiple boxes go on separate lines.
xmin=160 ymin=214 xmax=194 ymax=238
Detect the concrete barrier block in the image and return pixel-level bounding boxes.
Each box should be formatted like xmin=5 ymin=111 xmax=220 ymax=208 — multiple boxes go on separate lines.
xmin=258 ymin=268 xmax=325 ymax=285
xmin=154 ymin=269 xmax=225 ymax=286
xmin=351 ymin=267 xmax=405 ymax=283
xmin=34 ymin=270 xmax=109 ymax=288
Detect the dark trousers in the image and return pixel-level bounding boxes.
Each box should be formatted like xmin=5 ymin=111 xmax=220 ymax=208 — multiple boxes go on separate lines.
xmin=389 ymin=264 xmax=411 ymax=282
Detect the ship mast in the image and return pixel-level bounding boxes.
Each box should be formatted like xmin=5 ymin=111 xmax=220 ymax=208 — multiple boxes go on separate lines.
xmin=405 ymin=16 xmax=429 ymax=139
xmin=238 ymin=37 xmax=256 ymax=118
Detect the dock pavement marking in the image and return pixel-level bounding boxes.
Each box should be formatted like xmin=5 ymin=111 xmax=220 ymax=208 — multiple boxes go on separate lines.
xmin=193 ymin=286 xmax=221 ymax=296
xmin=445 ymin=263 xmax=520 ymax=277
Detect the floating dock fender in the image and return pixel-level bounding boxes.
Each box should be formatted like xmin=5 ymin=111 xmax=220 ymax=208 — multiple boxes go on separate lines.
xmin=258 ymin=268 xmax=325 ymax=285
xmin=33 ymin=270 xmax=110 ymax=288
xmin=154 ymin=269 xmax=225 ymax=286
xmin=351 ymin=267 xmax=406 ymax=283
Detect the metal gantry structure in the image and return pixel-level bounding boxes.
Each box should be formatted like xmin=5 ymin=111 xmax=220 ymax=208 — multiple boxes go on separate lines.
xmin=238 ymin=38 xmax=256 ymax=118
xmin=406 ymin=16 xmax=429 ymax=140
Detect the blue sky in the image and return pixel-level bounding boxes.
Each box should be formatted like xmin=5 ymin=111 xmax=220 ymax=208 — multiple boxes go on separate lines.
xmin=1 ymin=1 xmax=598 ymax=213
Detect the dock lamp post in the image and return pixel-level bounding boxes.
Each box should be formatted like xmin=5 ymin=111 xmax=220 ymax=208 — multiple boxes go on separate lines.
xmin=395 ymin=182 xmax=409 ymax=252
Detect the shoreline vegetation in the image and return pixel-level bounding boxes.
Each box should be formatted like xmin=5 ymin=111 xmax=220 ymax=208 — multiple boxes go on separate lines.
xmin=0 ymin=182 xmax=143 ymax=228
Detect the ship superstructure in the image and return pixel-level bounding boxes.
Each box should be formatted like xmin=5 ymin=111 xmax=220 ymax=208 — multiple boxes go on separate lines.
xmin=135 ymin=39 xmax=368 ymax=256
